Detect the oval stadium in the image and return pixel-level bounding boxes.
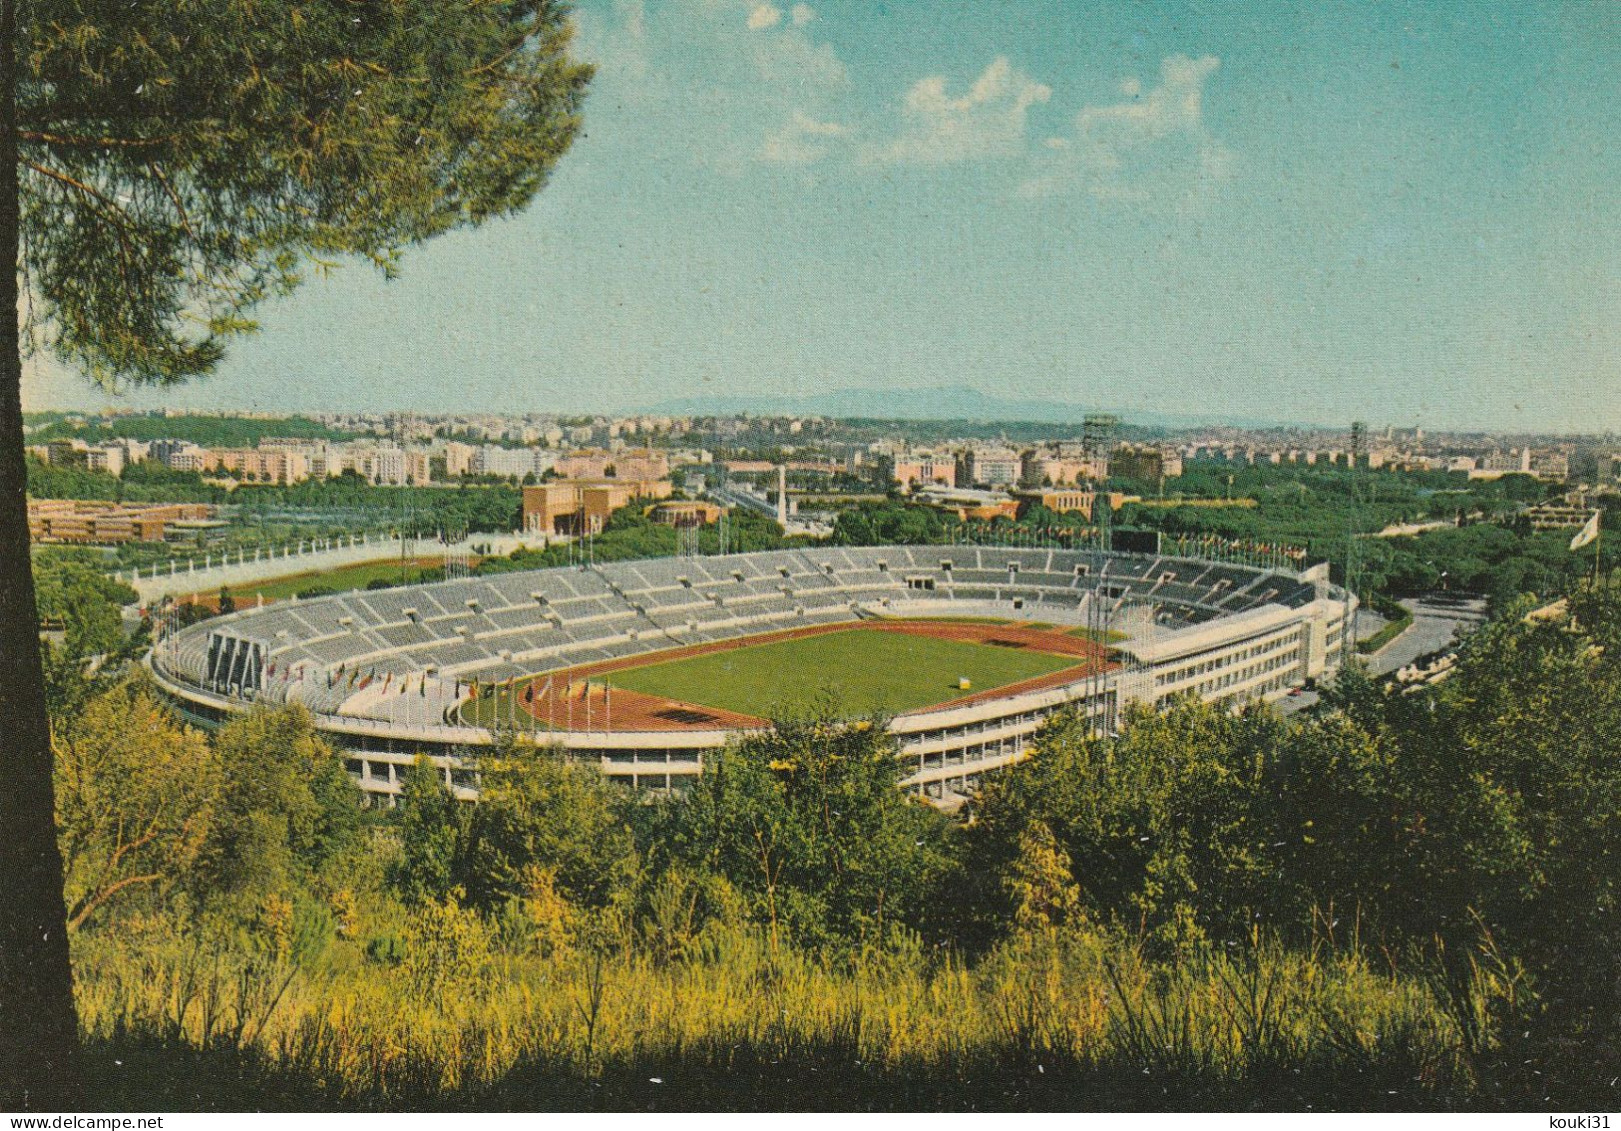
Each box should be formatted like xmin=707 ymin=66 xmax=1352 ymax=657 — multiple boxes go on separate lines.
xmin=147 ymin=546 xmax=1356 ymax=806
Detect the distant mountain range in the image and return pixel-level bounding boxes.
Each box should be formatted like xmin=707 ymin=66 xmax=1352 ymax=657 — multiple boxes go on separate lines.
xmin=643 ymin=386 xmax=1306 ymax=430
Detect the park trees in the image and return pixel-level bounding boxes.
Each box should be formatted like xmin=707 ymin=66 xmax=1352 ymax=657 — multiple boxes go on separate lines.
xmin=457 ymin=740 xmax=639 ymax=915
xmin=669 ymin=711 xmax=956 ymax=951
xmin=1 ymin=0 xmax=591 ymax=1105
xmin=391 ymin=756 xmax=466 ymax=907
xmin=197 ymin=706 xmax=362 ymax=908
xmin=52 ymin=680 xmax=219 ymax=931
xmin=968 ymin=698 xmax=1401 ymax=954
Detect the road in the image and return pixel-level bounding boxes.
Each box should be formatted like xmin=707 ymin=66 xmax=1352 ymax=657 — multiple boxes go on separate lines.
xmin=1276 ymin=688 xmax=1320 ymax=715
xmin=1364 ymin=593 xmax=1488 ymax=677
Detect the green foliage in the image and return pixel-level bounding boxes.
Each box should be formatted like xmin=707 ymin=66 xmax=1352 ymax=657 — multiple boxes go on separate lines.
xmin=43 ymin=584 xmax=1621 ymax=1109
xmin=457 ymin=741 xmax=639 ymax=914
xmin=18 ymin=0 xmax=592 ymax=386
xmin=31 ymin=548 xmax=136 ymax=624
xmin=53 ymin=680 xmax=219 ymax=930
xmin=400 ymin=894 xmax=494 ymax=1011
xmin=199 ymin=706 xmax=362 ymax=908
xmin=969 ymin=698 xmax=1407 ymax=956
xmin=1004 ymin=820 xmax=1082 ymax=932
xmin=663 ymin=712 xmax=956 ymax=950
xmin=391 ymin=758 xmax=467 ymax=907
xmin=1356 ymin=601 xmax=1413 ymax=653
xmin=233 ymin=479 xmax=523 ymax=536
xmin=30 ymin=413 xmax=357 ymax=448
xmin=832 ymin=499 xmax=962 ymax=546
xmin=478 ymin=504 xmax=792 ymax=576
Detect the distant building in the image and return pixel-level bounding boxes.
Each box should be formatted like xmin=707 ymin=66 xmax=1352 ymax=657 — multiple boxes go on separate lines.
xmin=1010 ymin=488 xmax=1124 ymax=520
xmin=959 ymin=447 xmax=1022 ymax=488
xmin=1022 ymin=450 xmax=1107 ymax=486
xmin=890 ymin=455 xmax=957 ymax=491
xmin=150 ymin=439 xmax=211 ymax=472
xmin=912 ymin=486 xmax=1020 ymax=522
xmin=441 ymin=441 xmax=477 ymax=478
xmin=28 ymin=499 xmax=216 ymax=544
xmin=471 ymin=445 xmax=551 ymax=481
xmin=211 ymin=448 xmax=311 ymax=485
xmin=555 ymin=447 xmax=669 ymax=481
xmin=648 ymin=500 xmax=724 ymax=526
xmin=1110 ymin=445 xmax=1184 ymax=483
xmin=522 ymin=478 xmax=673 ymax=536
xmin=1530 ymin=452 xmax=1570 ymax=482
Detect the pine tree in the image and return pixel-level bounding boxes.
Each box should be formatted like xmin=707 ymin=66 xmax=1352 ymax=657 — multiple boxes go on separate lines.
xmin=1 ymin=1 xmax=590 ymax=1106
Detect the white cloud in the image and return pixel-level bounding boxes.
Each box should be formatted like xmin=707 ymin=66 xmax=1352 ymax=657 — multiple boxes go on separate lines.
xmin=578 ymin=0 xmax=852 ymax=173
xmin=1021 ymin=54 xmax=1234 ymax=210
xmin=1077 ymin=53 xmax=1218 ymax=144
xmin=871 ymin=57 xmax=1051 ymax=165
xmin=760 ymin=110 xmax=850 ymax=164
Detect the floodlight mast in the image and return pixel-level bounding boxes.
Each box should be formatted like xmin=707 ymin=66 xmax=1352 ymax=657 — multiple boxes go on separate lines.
xmin=1083 ymin=413 xmax=1118 ymax=741
xmin=1343 ymin=421 xmax=1365 ymax=668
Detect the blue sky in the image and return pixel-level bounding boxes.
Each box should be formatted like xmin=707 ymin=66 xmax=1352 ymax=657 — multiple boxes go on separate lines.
xmin=25 ymin=1 xmax=1621 ymax=431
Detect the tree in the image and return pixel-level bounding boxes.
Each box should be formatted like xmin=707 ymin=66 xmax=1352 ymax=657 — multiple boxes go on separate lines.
xmin=457 ymin=740 xmax=638 ymax=914
xmin=669 ymin=710 xmax=954 ymax=950
xmin=197 ymin=705 xmax=360 ymax=907
xmin=1004 ymin=820 xmax=1081 ymax=933
xmin=392 ymin=756 xmax=464 ymax=906
xmin=53 ymin=680 xmax=219 ymax=930
xmin=2 ymin=1 xmax=590 ymax=1106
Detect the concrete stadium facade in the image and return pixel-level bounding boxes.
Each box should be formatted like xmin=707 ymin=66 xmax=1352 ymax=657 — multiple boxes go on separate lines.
xmin=147 ymin=546 xmax=1355 ymax=805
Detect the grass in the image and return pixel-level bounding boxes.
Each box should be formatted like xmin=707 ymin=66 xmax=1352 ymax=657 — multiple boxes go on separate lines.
xmin=196 ymin=557 xmax=456 ymax=603
xmin=1358 ymin=607 xmax=1415 ymax=654
xmin=1065 ymin=626 xmax=1129 ymax=643
xmin=601 ymin=627 xmax=1083 ymax=719
xmin=868 ymin=614 xmax=1013 ymax=625
xmin=70 ymin=918 xmax=1478 ymax=1112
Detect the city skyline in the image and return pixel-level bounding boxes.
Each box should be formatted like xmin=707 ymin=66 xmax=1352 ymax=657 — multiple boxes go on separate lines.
xmin=22 ymin=1 xmax=1621 ymax=433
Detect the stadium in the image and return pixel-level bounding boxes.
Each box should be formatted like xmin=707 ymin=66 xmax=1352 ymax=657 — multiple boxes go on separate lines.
xmin=147 ymin=545 xmax=1355 ymax=805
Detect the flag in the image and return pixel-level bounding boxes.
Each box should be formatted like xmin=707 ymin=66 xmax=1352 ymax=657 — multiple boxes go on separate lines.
xmin=1570 ymin=511 xmax=1601 ymax=551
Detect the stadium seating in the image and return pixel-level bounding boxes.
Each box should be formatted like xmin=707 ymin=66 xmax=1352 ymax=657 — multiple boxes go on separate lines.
xmin=154 ymin=546 xmax=1330 ymax=721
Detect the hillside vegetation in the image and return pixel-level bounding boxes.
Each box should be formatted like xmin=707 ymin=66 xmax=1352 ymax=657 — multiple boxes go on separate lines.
xmin=44 ymin=576 xmax=1621 ymax=1110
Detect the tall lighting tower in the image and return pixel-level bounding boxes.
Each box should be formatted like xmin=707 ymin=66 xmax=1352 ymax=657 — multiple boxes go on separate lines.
xmin=1083 ymin=413 xmax=1119 ymax=739
xmin=1343 ymin=421 xmax=1365 ymax=668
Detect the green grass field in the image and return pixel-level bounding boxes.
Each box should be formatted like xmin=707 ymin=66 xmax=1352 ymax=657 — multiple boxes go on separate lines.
xmin=603 ymin=627 xmax=1083 ymax=719
xmin=1064 ymin=625 xmax=1129 ymax=643
xmin=198 ymin=557 xmax=454 ymax=603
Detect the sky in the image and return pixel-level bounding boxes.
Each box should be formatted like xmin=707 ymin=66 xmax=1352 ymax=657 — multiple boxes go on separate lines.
xmin=22 ymin=1 xmax=1621 ymax=432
